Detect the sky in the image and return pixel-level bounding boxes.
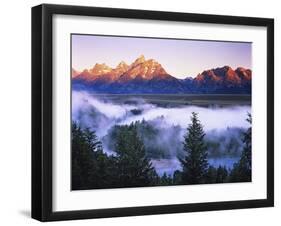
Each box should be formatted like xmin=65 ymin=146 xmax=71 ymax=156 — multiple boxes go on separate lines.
xmin=72 ymin=34 xmax=252 ymax=79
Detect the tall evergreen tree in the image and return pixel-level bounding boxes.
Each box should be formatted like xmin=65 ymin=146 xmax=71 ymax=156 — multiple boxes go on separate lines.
xmin=71 ymin=122 xmax=118 ymax=189
xmin=180 ymin=112 xmax=209 ymax=184
xmin=72 ymin=122 xmax=102 ymax=189
xmin=230 ymin=113 xmax=252 ymax=182
xmin=115 ymin=123 xmax=158 ymax=187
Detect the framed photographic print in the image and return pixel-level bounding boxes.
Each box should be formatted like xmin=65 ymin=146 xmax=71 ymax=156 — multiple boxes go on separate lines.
xmin=32 ymin=4 xmax=274 ymax=221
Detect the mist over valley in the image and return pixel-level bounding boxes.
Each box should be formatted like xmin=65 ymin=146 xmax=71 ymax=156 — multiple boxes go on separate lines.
xmin=72 ymin=90 xmax=251 ymax=176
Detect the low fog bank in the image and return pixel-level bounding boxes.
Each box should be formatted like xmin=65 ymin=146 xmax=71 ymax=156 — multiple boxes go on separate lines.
xmin=72 ymin=91 xmax=250 ymax=133
xmin=72 ymin=91 xmax=251 ymax=175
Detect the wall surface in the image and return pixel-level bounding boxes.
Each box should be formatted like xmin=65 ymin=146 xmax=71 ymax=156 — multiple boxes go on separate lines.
xmin=0 ymin=0 xmax=279 ymax=225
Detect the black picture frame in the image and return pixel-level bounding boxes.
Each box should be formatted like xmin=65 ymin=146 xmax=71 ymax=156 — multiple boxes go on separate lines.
xmin=32 ymin=3 xmax=274 ymax=222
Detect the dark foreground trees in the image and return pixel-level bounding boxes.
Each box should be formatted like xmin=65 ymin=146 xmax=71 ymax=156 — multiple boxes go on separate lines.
xmin=229 ymin=113 xmax=252 ymax=182
xmin=205 ymin=166 xmax=228 ymax=183
xmin=72 ymin=122 xmax=118 ymax=189
xmin=114 ymin=123 xmax=158 ymax=187
xmin=72 ymin=112 xmax=252 ymax=190
xmin=178 ymin=112 xmax=251 ymax=185
xmin=180 ymin=112 xmax=209 ymax=184
xmin=72 ymin=122 xmax=158 ymax=190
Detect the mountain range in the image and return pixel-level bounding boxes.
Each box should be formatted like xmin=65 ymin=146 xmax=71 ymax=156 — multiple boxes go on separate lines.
xmin=72 ymin=55 xmax=251 ymax=94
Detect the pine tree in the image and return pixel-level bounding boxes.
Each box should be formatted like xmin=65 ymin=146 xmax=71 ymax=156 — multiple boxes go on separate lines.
xmin=71 ymin=122 xmax=102 ymax=189
xmin=230 ymin=113 xmax=252 ymax=182
xmin=115 ymin=123 xmax=157 ymax=187
xmin=71 ymin=122 xmax=118 ymax=189
xmin=180 ymin=112 xmax=209 ymax=184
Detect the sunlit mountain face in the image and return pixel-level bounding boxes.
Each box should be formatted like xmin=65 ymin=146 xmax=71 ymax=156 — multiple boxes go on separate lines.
xmin=72 ymin=55 xmax=251 ymax=94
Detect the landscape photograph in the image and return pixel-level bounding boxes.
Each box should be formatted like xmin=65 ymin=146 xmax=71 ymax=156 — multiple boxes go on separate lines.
xmin=71 ymin=34 xmax=252 ymax=190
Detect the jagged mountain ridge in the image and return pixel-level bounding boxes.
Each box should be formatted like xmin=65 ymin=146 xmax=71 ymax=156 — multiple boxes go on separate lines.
xmin=72 ymin=55 xmax=251 ymax=94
